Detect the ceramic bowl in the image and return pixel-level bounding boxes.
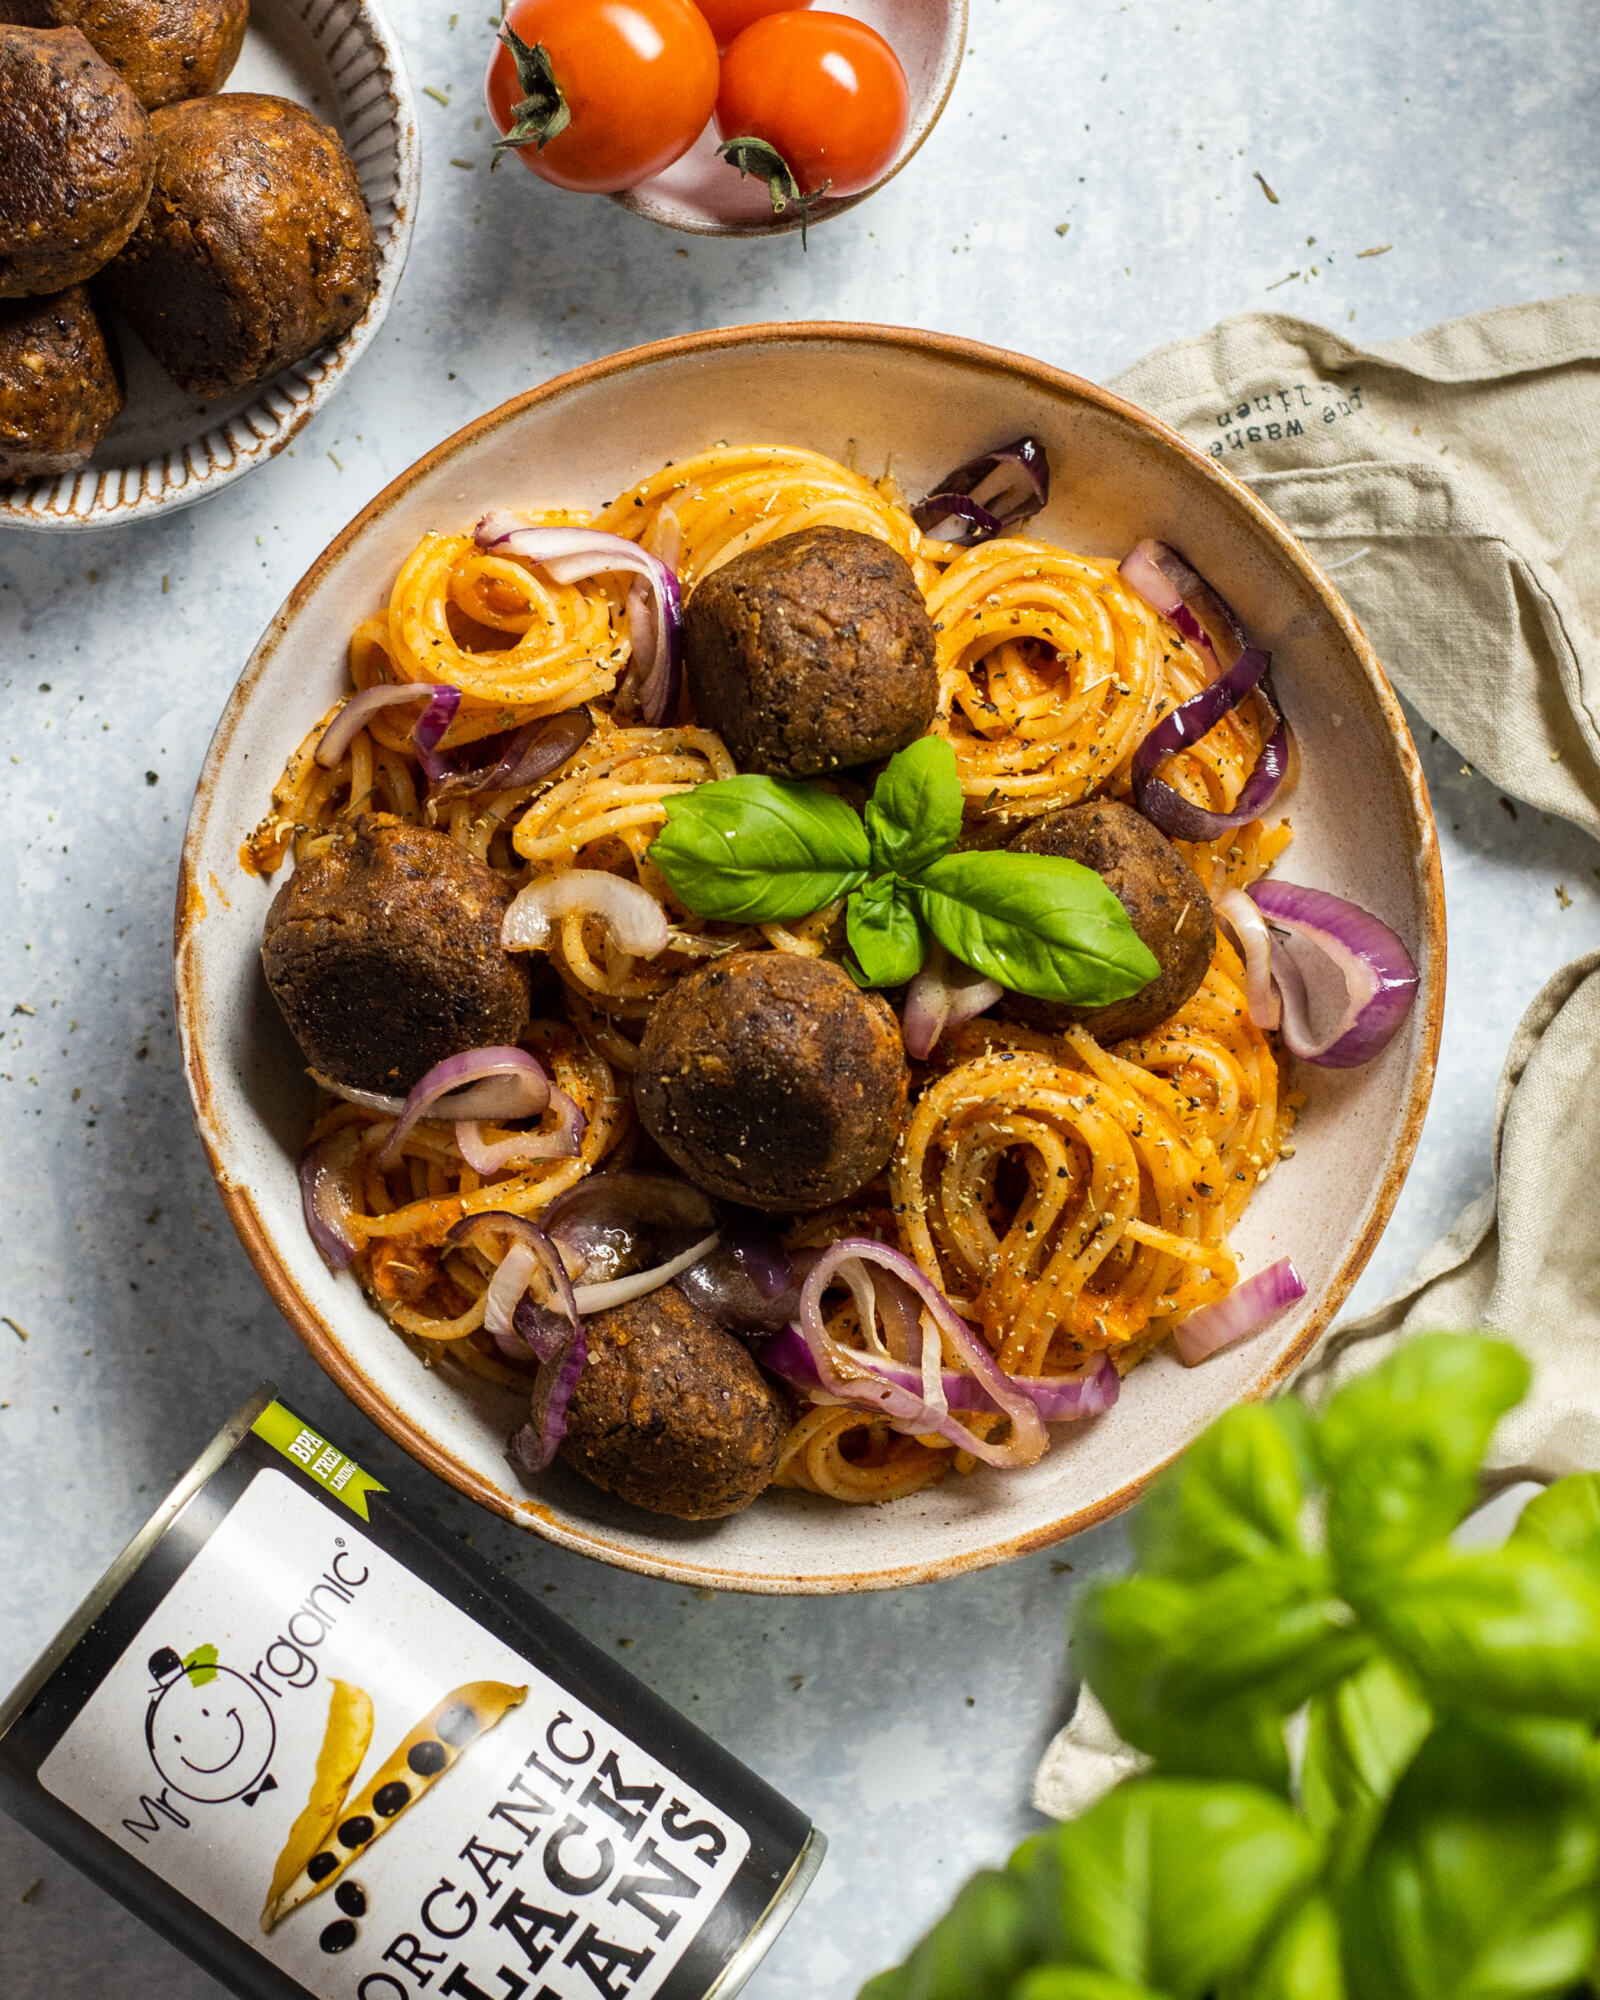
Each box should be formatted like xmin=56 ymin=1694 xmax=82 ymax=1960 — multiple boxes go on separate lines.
xmin=176 ymin=323 xmax=1445 ymax=1593
xmin=608 ymin=0 xmax=967 ymax=237
xmin=0 ymin=0 xmax=418 ymax=533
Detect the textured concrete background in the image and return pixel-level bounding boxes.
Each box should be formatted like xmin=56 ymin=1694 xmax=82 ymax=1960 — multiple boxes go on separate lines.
xmin=3 ymin=0 xmax=1600 ymax=1991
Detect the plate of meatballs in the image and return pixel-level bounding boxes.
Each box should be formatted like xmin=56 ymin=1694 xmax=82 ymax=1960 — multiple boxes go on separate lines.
xmin=177 ymin=322 xmax=1444 ymax=1592
xmin=0 ymin=0 xmax=416 ymax=527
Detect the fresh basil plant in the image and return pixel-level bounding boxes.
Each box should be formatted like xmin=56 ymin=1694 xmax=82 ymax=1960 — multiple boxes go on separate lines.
xmin=861 ymin=1333 xmax=1600 ymax=2000
xmin=647 ymin=736 xmax=1161 ymax=1007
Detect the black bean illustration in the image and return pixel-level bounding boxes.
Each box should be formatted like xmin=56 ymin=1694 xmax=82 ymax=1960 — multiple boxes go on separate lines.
xmin=337 ymin=1814 xmax=375 ymax=1848
xmin=320 ymin=1919 xmax=358 ymax=1954
xmin=434 ymin=1703 xmax=483 ymax=1748
xmin=373 ymin=1780 xmax=411 ymax=1817
xmin=307 ymin=1851 xmax=339 ymax=1882
xmin=335 ymin=1881 xmax=367 ymax=1918
xmin=407 ymin=1739 xmax=448 ymax=1777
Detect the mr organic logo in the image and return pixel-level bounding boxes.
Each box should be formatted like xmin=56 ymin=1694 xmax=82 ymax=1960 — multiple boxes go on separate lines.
xmin=119 ymin=1538 xmax=373 ymax=1847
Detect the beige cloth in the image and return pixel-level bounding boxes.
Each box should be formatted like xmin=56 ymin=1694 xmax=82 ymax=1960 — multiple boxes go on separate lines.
xmin=1034 ymin=298 xmax=1600 ymax=1821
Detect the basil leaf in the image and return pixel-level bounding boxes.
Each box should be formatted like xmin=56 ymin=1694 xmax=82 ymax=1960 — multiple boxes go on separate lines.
xmin=1299 ymin=1658 xmax=1432 ymax=1885
xmin=1217 ymin=1893 xmax=1346 ymax=2000
xmin=1362 ymin=1542 xmax=1600 ymax=1719
xmin=1132 ymin=1403 xmax=1313 ymax=1585
xmin=1338 ymin=1713 xmax=1600 ymax=2000
xmin=912 ymin=851 xmax=1159 ymax=1004
xmin=1015 ymin=1777 xmax=1319 ymax=2000
xmin=1510 ymin=1472 xmax=1600 ymax=1573
xmin=864 ymin=734 xmax=964 ymax=877
xmin=1318 ymin=1333 xmax=1530 ymax=1585
xmin=847 ymin=876 xmax=928 ymax=987
xmin=1012 ymin=1972 xmax=1169 ymax=2000
xmin=856 ymin=1869 xmax=1033 ymax=2000
xmin=650 ymin=775 xmax=869 ymax=923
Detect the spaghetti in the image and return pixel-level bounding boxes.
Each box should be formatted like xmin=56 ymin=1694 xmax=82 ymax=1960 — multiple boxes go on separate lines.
xmin=251 ymin=443 xmax=1298 ymax=1508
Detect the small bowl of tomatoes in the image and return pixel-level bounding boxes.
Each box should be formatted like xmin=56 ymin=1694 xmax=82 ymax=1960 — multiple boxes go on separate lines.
xmin=485 ymin=0 xmax=968 ymax=239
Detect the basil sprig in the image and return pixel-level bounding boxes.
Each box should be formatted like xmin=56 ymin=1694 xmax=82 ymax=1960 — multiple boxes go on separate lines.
xmin=649 ymin=736 xmax=1159 ymax=1006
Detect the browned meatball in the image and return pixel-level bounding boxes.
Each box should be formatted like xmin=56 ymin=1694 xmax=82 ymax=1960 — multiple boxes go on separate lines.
xmin=0 ymin=284 xmax=121 ymax=480
xmin=261 ymin=818 xmax=532 ymax=1095
xmin=559 ymin=1284 xmax=787 ymax=1519
xmin=635 ymin=951 xmax=908 ymax=1213
xmin=1004 ymin=800 xmax=1215 ymax=1041
xmin=685 ymin=526 xmax=937 ymax=776
xmin=100 ymin=93 xmax=376 ymax=397
xmin=0 ymin=26 xmax=154 ymax=297
xmin=0 ymin=0 xmax=247 ymax=108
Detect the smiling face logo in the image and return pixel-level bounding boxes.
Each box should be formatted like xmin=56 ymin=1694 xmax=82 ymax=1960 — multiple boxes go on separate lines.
xmin=144 ymin=1646 xmax=277 ymax=1805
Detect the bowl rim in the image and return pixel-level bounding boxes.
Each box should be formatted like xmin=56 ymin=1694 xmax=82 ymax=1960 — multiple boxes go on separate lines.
xmin=607 ymin=0 xmax=969 ymax=238
xmin=176 ymin=318 xmax=1446 ymax=1593
xmin=0 ymin=0 xmax=420 ymax=534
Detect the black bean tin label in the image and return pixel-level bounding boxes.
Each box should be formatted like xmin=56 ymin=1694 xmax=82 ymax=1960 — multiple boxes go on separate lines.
xmin=37 ymin=1442 xmax=755 ymax=2000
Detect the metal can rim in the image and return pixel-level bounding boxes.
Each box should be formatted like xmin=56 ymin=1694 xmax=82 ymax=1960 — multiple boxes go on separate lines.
xmin=703 ymin=1825 xmax=828 ymax=2000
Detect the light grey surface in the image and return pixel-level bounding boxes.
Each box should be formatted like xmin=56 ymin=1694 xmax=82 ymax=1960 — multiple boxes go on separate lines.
xmin=3 ymin=0 xmax=1599 ymax=1990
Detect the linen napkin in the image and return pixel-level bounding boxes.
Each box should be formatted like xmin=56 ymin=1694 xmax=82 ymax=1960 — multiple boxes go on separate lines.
xmin=1034 ymin=296 xmax=1600 ymax=1819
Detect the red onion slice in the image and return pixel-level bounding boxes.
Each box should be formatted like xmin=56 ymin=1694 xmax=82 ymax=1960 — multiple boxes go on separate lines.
xmin=792 ymin=1240 xmax=1051 ymax=1469
xmin=913 ymin=437 xmax=1050 ymax=545
xmin=1172 ymin=1258 xmax=1306 ymax=1366
xmin=428 ymin=710 xmax=593 ymax=804
xmin=1247 ymin=880 xmax=1420 ymax=1068
xmin=1118 ymin=539 xmax=1249 ymax=669
xmin=475 ymin=512 xmax=683 ymax=725
xmin=720 ymin=1208 xmax=794 ymax=1300
xmin=314 ymin=683 xmax=461 ymax=771
xmin=675 ymin=1246 xmax=799 ymax=1335
xmin=902 ymin=943 xmax=1003 ymax=1059
xmin=446 ymin=1211 xmax=588 ymax=1470
xmin=761 ymin=1322 xmax=1120 ymax=1422
xmin=511 ymin=1324 xmax=589 ymax=1474
xmin=454 ymin=1087 xmax=586 ymax=1173
xmin=374 ymin=1047 xmax=551 ymax=1169
xmin=1130 ymin=646 xmax=1291 ymax=841
xmin=299 ymin=1132 xmax=362 ymax=1269
xmin=572 ymin=1231 xmax=721 ymax=1314
xmin=1215 ymin=889 xmax=1280 ymax=1031
xmin=502 ymin=870 xmax=670 ymax=958
xmin=543 ymin=1171 xmax=717 ymax=1276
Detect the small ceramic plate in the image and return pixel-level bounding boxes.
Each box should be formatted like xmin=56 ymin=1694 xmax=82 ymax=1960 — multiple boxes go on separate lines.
xmin=0 ymin=0 xmax=417 ymax=532
xmin=609 ymin=0 xmax=967 ymax=237
xmin=176 ymin=324 xmax=1445 ymax=1594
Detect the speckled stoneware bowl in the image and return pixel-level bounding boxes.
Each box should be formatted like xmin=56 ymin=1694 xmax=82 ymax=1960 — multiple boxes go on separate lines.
xmin=176 ymin=324 xmax=1445 ymax=1594
xmin=608 ymin=0 xmax=966 ymax=237
xmin=0 ymin=0 xmax=417 ymax=533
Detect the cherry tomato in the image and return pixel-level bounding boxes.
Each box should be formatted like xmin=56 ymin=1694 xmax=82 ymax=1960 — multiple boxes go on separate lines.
xmin=486 ymin=0 xmax=719 ymax=194
xmin=714 ymin=11 xmax=910 ymax=203
xmin=693 ymin=0 xmax=812 ymax=51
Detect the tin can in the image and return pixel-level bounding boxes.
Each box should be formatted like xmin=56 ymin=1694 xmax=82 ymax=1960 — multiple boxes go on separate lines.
xmin=0 ymin=1385 xmax=824 ymax=2000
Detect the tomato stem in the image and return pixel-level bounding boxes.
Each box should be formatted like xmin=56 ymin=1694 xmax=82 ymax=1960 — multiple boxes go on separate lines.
xmin=491 ymin=27 xmax=571 ymax=164
xmin=716 ymin=135 xmax=831 ymax=249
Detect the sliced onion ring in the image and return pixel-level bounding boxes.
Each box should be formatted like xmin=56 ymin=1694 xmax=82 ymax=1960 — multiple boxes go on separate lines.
xmin=299 ymin=1131 xmax=361 ymax=1268
xmin=1119 ymin=539 xmax=1248 ymax=668
xmin=1247 ymin=880 xmax=1420 ymax=1068
xmin=502 ymin=870 xmax=669 ymax=959
xmin=902 ymin=942 xmax=1003 ymax=1059
xmin=913 ymin=437 xmax=1050 ymax=545
xmin=1215 ymin=889 xmax=1280 ymax=1031
xmin=761 ymin=1322 xmax=1120 ymax=1422
xmin=374 ymin=1047 xmax=551 ymax=1169
xmin=789 ymin=1240 xmax=1051 ymax=1469
xmin=428 ymin=710 xmax=593 ymax=804
xmin=475 ymin=513 xmax=683 ymax=726
xmin=1130 ymin=646 xmax=1291 ymax=841
xmin=454 ymin=1086 xmax=586 ymax=1173
xmin=314 ymin=683 xmax=461 ymax=771
xmin=1173 ymin=1258 xmax=1306 ymax=1366
xmin=572 ymin=1231 xmax=721 ymax=1315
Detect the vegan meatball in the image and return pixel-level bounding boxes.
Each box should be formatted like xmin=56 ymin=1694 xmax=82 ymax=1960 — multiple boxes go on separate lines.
xmin=0 ymin=0 xmax=247 ymax=108
xmin=0 ymin=284 xmax=121 ymax=480
xmin=634 ymin=951 xmax=908 ymax=1212
xmin=684 ymin=525 xmax=938 ymax=776
xmin=1004 ymin=799 xmax=1215 ymax=1042
xmin=100 ymin=93 xmax=376 ymax=397
xmin=261 ymin=818 xmax=532 ymax=1096
xmin=0 ymin=26 xmax=155 ymax=297
xmin=559 ymin=1283 xmax=787 ymax=1519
